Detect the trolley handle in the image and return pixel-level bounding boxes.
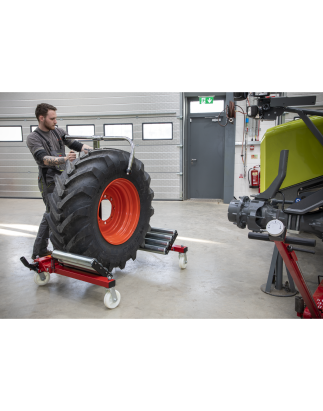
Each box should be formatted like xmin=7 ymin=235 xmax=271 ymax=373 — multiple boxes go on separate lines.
xmin=248 ymin=232 xmax=316 ymax=247
xmin=285 ymin=236 xmax=316 ymax=247
xmin=64 ymin=135 xmax=135 ymax=175
xmin=20 ymin=256 xmax=38 ymax=271
xmin=248 ymin=232 xmax=270 ymax=242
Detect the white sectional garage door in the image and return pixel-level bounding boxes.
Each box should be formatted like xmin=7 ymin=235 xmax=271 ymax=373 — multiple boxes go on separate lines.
xmin=0 ymin=92 xmax=183 ymax=200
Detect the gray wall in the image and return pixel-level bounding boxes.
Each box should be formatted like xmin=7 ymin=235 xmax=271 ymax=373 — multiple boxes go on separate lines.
xmin=0 ymin=93 xmax=183 ymax=199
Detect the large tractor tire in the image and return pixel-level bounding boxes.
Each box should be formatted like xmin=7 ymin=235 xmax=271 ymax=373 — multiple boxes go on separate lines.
xmin=46 ymin=149 xmax=154 ymax=271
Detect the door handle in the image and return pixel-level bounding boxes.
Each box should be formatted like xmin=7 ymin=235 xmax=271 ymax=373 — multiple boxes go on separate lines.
xmin=191 ymin=159 xmax=197 ymax=164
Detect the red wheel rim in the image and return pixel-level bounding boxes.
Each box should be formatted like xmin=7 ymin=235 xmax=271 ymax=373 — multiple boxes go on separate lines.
xmin=97 ymin=178 xmax=140 ymax=245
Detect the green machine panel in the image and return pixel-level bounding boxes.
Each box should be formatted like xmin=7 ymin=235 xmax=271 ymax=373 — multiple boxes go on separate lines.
xmin=260 ymin=116 xmax=323 ymax=191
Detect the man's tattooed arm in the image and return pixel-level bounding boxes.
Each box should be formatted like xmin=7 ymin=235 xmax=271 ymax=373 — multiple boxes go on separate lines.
xmin=43 ymin=156 xmax=66 ymax=166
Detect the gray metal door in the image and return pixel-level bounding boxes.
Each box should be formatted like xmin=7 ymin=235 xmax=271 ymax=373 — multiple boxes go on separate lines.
xmin=188 ymin=116 xmax=225 ymax=199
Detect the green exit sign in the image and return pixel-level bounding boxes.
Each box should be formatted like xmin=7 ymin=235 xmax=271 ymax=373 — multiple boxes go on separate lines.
xmin=199 ymin=97 xmax=214 ymax=104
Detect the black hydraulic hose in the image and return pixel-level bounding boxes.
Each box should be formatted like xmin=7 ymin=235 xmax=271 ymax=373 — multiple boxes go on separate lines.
xmin=294 ymin=108 xmax=323 ymax=117
xmin=217 ymin=106 xmax=229 ymax=127
xmin=276 ymin=190 xmax=286 ymax=211
xmin=289 ymin=246 xmax=315 ymax=255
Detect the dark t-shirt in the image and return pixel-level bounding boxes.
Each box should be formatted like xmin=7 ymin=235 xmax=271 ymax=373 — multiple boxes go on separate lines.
xmin=26 ymin=127 xmax=75 ymax=168
xmin=26 ymin=127 xmax=83 ymax=187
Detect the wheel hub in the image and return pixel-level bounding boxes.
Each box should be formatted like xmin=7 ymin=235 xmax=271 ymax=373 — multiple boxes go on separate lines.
xmin=97 ymin=178 xmax=140 ymax=245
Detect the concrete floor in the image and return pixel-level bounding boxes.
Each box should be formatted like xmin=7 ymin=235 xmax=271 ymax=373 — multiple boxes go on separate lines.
xmin=0 ymin=198 xmax=322 ymax=319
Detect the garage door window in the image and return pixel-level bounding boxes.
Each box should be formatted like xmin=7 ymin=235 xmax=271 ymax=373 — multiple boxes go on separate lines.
xmin=142 ymin=123 xmax=173 ymax=140
xmin=0 ymin=126 xmax=23 ymax=142
xmin=104 ymin=124 xmax=133 ymax=140
xmin=66 ymin=125 xmax=95 ymax=136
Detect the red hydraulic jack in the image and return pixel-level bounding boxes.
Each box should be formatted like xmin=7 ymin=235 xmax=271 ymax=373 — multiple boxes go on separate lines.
xmin=20 ymin=227 xmax=188 ymax=309
xmin=275 ymin=242 xmax=322 ymax=319
xmin=249 ymin=224 xmax=322 ymax=319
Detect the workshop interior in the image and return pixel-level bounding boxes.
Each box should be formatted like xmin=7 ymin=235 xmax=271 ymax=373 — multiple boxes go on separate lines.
xmin=0 ymin=91 xmax=322 ymax=319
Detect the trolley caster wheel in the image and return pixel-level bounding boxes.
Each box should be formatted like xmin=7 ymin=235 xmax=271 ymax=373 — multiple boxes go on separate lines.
xmin=104 ymin=289 xmax=121 ymax=309
xmin=34 ymin=272 xmax=50 ymax=286
xmin=179 ymin=253 xmax=187 ymax=269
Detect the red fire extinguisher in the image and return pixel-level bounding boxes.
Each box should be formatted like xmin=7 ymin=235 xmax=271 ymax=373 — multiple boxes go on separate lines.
xmin=248 ymin=166 xmax=260 ymax=188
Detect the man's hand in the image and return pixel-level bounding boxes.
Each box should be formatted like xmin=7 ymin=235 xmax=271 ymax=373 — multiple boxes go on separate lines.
xmin=66 ymin=150 xmax=77 ymax=162
xmin=82 ymin=144 xmax=92 ymax=153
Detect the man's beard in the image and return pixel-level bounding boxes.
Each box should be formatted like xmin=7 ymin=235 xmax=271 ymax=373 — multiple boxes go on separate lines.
xmin=44 ymin=120 xmax=55 ymax=130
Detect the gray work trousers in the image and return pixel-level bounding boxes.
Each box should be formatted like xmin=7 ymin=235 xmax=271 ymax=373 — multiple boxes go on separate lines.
xmin=32 ymin=179 xmax=55 ymax=258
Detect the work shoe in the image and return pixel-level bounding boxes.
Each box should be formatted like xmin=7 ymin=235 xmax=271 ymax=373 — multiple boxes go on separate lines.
xmin=31 ymin=250 xmax=52 ymax=260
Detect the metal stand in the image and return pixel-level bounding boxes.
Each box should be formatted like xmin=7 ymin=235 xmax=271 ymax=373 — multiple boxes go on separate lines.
xmin=248 ymin=223 xmax=321 ymax=318
xmin=260 ymin=245 xmax=298 ymax=297
xmin=275 ymin=241 xmax=322 ymax=318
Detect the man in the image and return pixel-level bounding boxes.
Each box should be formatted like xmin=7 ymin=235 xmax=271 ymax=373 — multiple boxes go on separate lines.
xmin=26 ymin=103 xmax=92 ymax=259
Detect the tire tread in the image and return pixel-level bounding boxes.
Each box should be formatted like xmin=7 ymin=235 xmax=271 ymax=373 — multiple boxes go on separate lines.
xmin=49 ymin=149 xmax=154 ymax=270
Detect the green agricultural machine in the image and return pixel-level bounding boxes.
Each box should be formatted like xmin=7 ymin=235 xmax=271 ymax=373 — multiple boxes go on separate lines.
xmin=228 ymin=93 xmax=323 ymax=318
xmin=260 ymin=115 xmax=323 ymax=200
xmin=228 ymin=93 xmax=323 ymax=240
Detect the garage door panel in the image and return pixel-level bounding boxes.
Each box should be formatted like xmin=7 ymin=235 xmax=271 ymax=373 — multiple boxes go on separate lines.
xmin=0 ymin=174 xmax=38 ymax=186
xmin=0 ymin=189 xmax=41 ymax=198
xmin=142 ymin=162 xmax=179 ymax=173
xmin=0 ymin=147 xmax=31 ymax=154
xmin=0 ymin=181 xmax=41 ymax=197
xmin=0 ymin=153 xmax=34 ymax=161
xmin=0 ymin=165 xmax=38 ymax=173
xmin=149 ymin=172 xmax=182 ymax=200
xmin=0 ymin=159 xmax=37 ymax=167
xmin=0 ymin=142 xmax=27 ymax=148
